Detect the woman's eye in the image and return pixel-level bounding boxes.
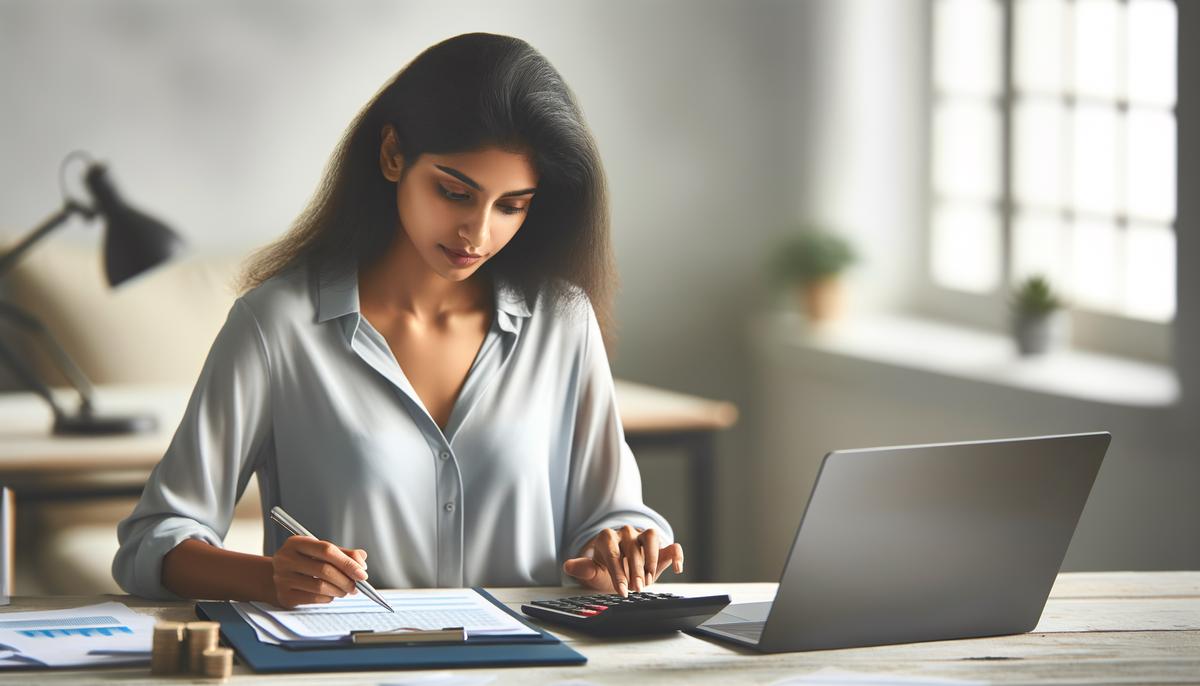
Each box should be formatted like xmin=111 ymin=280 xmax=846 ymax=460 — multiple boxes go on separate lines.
xmin=439 ymin=185 xmax=470 ymax=201
xmin=498 ymin=205 xmax=527 ymax=216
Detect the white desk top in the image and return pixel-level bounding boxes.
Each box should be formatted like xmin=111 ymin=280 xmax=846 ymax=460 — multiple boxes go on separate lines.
xmin=4 ymin=572 xmax=1198 ymax=684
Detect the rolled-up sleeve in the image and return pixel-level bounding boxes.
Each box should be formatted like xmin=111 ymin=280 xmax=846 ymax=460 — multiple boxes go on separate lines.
xmin=112 ymin=298 xmax=272 ymax=599
xmin=561 ymin=302 xmax=674 ymax=560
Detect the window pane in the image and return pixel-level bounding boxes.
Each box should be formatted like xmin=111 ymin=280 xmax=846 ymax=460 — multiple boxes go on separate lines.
xmin=933 ymin=100 xmax=1002 ymax=201
xmin=1013 ymin=99 xmax=1066 ymax=208
xmin=934 ymin=0 xmax=1003 ymax=96
xmin=931 ymin=203 xmax=1001 ymax=293
xmin=1012 ymin=210 xmax=1067 ymax=286
xmin=1072 ymin=0 xmax=1121 ymax=100
xmin=1122 ymin=223 xmax=1175 ymax=321
xmin=1126 ymin=108 xmax=1176 ymax=222
xmin=1068 ymin=218 xmax=1119 ymax=309
xmin=1071 ymin=105 xmax=1120 ymax=215
xmin=1127 ymin=0 xmax=1176 ymax=106
xmin=1015 ymin=0 xmax=1066 ymax=94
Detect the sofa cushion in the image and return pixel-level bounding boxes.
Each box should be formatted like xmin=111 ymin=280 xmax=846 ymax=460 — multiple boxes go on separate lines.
xmin=2 ymin=236 xmax=245 ymax=386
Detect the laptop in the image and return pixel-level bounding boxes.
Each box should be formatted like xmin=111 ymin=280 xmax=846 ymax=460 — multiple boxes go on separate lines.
xmin=692 ymin=432 xmax=1110 ymax=652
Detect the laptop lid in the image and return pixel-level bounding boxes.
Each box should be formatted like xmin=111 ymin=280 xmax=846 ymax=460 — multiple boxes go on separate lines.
xmin=756 ymin=432 xmax=1109 ymax=653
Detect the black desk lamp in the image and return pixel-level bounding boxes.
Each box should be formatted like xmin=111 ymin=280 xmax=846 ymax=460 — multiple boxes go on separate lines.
xmin=0 ymin=151 xmax=184 ymax=435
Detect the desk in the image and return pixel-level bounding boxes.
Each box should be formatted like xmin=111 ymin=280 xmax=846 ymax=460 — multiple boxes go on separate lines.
xmin=0 ymin=382 xmax=737 ymax=590
xmin=4 ymin=573 xmax=1198 ymax=684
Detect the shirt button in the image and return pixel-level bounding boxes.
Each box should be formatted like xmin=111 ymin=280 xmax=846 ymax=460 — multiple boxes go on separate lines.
xmin=439 ymin=451 xmax=451 ymax=460
xmin=443 ymin=502 xmax=455 ymax=513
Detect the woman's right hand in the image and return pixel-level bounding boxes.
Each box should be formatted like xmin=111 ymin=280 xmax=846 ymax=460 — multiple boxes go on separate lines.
xmin=270 ymin=535 xmax=369 ymax=608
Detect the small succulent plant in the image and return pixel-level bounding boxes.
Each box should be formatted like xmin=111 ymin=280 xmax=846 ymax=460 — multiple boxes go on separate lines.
xmin=1011 ymin=275 xmax=1063 ymax=317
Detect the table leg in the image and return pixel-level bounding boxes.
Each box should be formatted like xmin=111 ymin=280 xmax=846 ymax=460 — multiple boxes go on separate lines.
xmin=689 ymin=433 xmax=717 ymax=582
xmin=1 ymin=486 xmax=13 ymax=600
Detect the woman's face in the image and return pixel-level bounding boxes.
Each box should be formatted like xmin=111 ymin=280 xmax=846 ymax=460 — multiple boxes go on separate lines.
xmin=380 ymin=127 xmax=538 ymax=282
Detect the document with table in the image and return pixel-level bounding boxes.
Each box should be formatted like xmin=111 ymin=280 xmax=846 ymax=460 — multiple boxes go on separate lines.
xmin=237 ymin=588 xmax=539 ymax=644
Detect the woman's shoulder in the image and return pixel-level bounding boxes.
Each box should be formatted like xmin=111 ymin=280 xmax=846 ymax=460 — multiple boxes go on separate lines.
xmin=517 ymin=278 xmax=599 ymax=341
xmin=236 ymin=262 xmax=318 ymax=330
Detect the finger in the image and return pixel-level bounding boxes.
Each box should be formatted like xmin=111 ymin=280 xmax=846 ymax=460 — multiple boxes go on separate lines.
xmin=285 ymin=572 xmax=348 ymax=600
xmin=293 ymin=539 xmax=368 ymax=581
xmin=340 ymin=547 xmax=368 ymax=570
xmin=639 ymin=529 xmax=660 ymax=585
xmin=655 ymin=543 xmax=685 ymax=576
xmin=619 ymin=526 xmax=645 ymax=592
xmin=288 ymin=557 xmax=358 ymax=595
xmin=279 ymin=591 xmax=334 ymax=608
xmin=562 ymin=557 xmax=606 ymax=587
xmin=600 ymin=530 xmax=629 ymax=597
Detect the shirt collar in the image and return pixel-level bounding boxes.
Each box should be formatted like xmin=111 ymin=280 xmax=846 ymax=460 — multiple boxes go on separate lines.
xmin=314 ymin=261 xmax=532 ymax=325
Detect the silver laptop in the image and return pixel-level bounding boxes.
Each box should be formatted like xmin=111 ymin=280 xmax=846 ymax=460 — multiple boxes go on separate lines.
xmin=693 ymin=432 xmax=1110 ymax=652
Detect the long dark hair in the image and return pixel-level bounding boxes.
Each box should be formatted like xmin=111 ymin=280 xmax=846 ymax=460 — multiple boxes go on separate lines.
xmin=241 ymin=32 xmax=616 ymax=341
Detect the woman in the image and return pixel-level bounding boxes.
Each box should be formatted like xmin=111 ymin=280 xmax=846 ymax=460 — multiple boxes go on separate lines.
xmin=113 ymin=32 xmax=683 ymax=608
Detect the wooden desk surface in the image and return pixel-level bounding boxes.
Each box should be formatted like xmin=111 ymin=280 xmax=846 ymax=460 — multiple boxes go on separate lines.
xmin=3 ymin=573 xmax=1197 ymax=684
xmin=0 ymin=380 xmax=737 ymax=475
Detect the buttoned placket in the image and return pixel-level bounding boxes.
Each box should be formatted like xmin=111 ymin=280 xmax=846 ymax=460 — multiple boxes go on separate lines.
xmin=320 ymin=266 xmax=529 ymax=588
xmin=432 ymin=435 xmax=464 ymax=588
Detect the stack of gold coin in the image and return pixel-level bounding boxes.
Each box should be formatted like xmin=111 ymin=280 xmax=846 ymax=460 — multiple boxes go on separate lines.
xmin=201 ymin=647 xmax=234 ymax=682
xmin=150 ymin=621 xmax=186 ymax=674
xmin=185 ymin=621 xmax=221 ymax=674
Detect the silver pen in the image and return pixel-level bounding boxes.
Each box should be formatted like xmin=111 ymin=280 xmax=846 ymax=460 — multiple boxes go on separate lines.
xmin=268 ymin=505 xmax=395 ymax=613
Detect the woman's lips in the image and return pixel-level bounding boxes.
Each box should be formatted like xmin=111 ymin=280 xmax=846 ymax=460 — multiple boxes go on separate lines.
xmin=440 ymin=245 xmax=484 ymax=267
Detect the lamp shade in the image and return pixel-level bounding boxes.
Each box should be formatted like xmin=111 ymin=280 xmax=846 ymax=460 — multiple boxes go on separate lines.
xmin=85 ymin=163 xmax=184 ymax=287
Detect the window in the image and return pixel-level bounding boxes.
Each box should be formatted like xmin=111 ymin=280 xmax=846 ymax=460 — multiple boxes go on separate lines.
xmin=928 ymin=0 xmax=1177 ymax=335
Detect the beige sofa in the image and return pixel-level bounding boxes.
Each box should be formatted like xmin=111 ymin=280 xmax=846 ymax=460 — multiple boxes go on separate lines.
xmin=2 ymin=238 xmax=265 ymax=594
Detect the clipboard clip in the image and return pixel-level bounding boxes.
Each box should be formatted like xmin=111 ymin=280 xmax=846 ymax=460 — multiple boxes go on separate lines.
xmin=350 ymin=627 xmax=467 ymax=645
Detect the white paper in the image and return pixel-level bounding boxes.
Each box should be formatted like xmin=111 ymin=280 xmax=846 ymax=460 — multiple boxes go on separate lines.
xmin=0 ymin=602 xmax=154 ymax=668
xmin=248 ymin=589 xmax=537 ymax=640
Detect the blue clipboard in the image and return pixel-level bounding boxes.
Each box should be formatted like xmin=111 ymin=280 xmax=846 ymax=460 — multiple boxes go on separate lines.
xmin=195 ymin=587 xmax=586 ymax=673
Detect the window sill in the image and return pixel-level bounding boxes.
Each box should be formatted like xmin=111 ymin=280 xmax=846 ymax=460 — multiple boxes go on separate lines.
xmin=764 ymin=311 xmax=1180 ymax=408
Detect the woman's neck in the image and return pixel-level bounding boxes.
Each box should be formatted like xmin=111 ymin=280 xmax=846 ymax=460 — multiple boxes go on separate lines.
xmin=357 ymin=233 xmax=491 ymax=324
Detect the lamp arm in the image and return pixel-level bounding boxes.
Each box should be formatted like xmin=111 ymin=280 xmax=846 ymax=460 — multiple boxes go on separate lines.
xmin=0 ymin=302 xmax=96 ymax=413
xmin=0 ymin=336 xmax=67 ymax=421
xmin=0 ymin=200 xmax=92 ymax=280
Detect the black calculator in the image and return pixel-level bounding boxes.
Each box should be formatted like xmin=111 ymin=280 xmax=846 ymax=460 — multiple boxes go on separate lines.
xmin=521 ymin=591 xmax=731 ymax=636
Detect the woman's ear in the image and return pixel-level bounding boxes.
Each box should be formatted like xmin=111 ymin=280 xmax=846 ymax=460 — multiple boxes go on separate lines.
xmin=379 ymin=125 xmax=405 ymax=182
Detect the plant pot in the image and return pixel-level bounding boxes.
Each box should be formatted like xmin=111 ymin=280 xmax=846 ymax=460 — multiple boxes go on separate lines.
xmin=797 ymin=277 xmax=845 ymax=323
xmin=1013 ymin=309 xmax=1070 ymax=356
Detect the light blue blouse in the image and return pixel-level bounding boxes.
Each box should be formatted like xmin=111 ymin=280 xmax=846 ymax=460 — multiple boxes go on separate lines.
xmin=112 ymin=262 xmax=672 ymax=600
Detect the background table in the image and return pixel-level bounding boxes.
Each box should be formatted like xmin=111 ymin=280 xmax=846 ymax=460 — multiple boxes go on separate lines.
xmin=3 ymin=572 xmax=1197 ymax=684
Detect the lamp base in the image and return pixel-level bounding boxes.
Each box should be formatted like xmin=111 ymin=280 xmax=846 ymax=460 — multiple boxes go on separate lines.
xmin=53 ymin=412 xmax=157 ymax=436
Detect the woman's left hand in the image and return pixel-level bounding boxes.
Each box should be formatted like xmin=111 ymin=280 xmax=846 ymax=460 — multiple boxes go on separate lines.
xmin=563 ymin=526 xmax=684 ymax=597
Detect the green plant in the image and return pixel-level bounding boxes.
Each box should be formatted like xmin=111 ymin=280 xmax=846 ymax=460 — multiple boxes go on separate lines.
xmin=1011 ymin=275 xmax=1063 ymax=316
xmin=768 ymin=228 xmax=858 ymax=287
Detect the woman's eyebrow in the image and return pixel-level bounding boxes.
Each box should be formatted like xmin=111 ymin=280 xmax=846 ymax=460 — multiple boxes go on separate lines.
xmin=434 ymin=164 xmax=537 ymax=197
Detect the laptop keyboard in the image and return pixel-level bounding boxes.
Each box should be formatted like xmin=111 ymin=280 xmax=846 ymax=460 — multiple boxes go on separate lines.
xmin=706 ymin=621 xmax=765 ymax=640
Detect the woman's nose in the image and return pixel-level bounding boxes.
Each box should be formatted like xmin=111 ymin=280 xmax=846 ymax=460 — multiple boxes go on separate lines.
xmin=459 ymin=207 xmax=490 ymax=247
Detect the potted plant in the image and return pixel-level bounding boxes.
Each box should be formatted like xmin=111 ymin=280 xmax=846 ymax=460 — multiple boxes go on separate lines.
xmin=769 ymin=228 xmax=858 ymax=322
xmin=1011 ymin=275 xmax=1069 ymax=355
